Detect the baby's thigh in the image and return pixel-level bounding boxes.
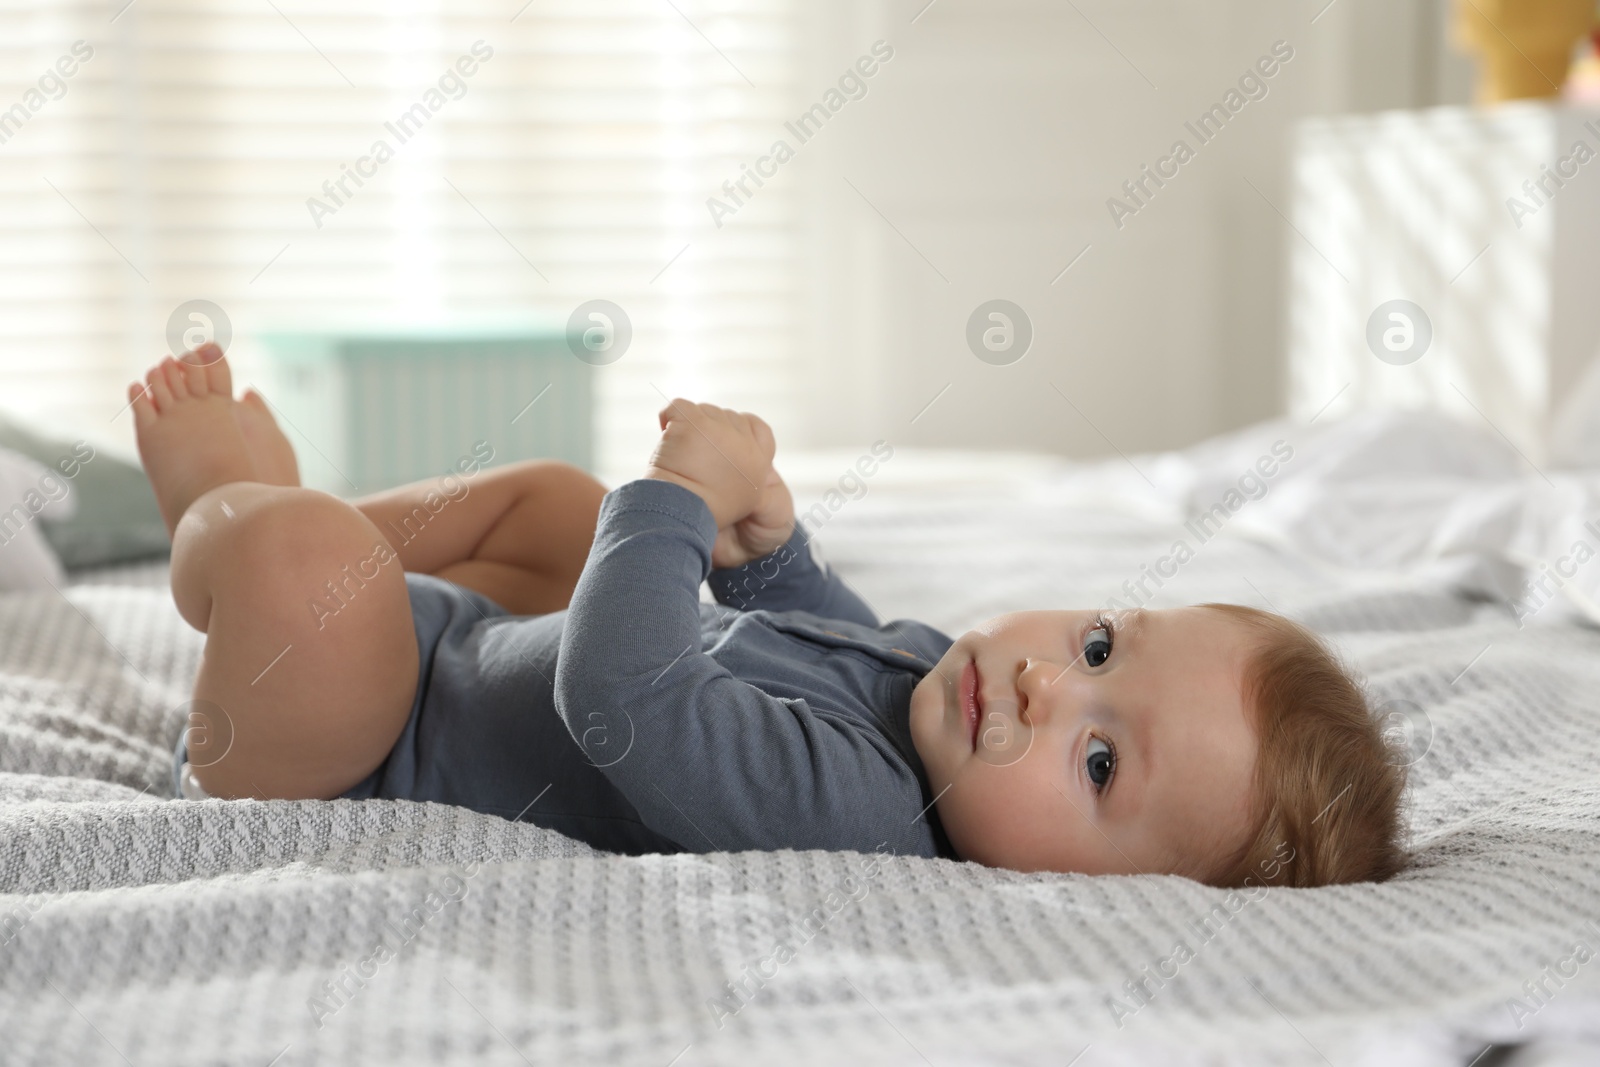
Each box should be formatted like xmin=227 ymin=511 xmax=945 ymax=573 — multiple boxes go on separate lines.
xmin=185 ymin=485 xmax=419 ymax=800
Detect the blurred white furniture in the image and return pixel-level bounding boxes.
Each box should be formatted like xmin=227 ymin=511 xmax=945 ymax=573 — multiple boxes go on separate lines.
xmin=1287 ymin=103 xmax=1600 ymax=466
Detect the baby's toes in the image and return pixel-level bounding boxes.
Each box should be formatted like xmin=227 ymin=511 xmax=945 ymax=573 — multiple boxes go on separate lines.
xmin=201 ymin=346 xmax=233 ymax=397
xmin=174 ymin=352 xmax=208 ymax=397
xmin=159 ymin=357 xmax=189 ymax=400
xmin=145 ymin=363 xmax=174 ymax=411
xmin=128 ymin=381 xmax=156 ymax=429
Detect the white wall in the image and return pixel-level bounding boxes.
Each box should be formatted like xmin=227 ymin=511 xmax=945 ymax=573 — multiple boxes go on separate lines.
xmin=784 ymin=0 xmax=1474 ymax=458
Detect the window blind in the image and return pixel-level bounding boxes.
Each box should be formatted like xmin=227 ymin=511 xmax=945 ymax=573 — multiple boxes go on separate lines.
xmin=0 ymin=0 xmax=800 ymax=484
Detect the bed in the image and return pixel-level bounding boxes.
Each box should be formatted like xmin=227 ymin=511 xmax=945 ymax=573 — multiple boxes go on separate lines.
xmin=3 ymin=412 xmax=1599 ymax=1066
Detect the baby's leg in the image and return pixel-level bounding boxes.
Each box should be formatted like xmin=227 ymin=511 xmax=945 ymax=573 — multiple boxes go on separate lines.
xmin=213 ymin=358 xmax=603 ymax=615
xmin=353 ymin=460 xmax=606 ymax=615
xmin=133 ymin=355 xmax=417 ymax=801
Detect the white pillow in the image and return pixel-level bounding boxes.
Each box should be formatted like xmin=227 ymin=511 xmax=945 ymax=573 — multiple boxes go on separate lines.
xmin=0 ymin=447 xmax=76 ymax=591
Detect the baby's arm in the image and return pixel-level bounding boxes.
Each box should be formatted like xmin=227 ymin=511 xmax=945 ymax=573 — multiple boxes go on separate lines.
xmin=642 ymin=398 xmax=793 ymax=569
xmin=647 ymin=397 xmax=880 ymax=626
xmin=707 ymin=532 xmax=880 ymax=627
xmin=552 ymin=477 xmax=917 ymax=852
xmin=551 ymin=400 xmax=920 ymax=853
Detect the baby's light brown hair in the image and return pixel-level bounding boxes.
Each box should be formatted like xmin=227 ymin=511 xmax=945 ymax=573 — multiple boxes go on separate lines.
xmin=1200 ymin=604 xmax=1408 ymax=889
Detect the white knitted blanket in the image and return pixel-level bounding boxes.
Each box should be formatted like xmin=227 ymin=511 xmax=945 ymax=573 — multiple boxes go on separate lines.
xmin=4 ymin=417 xmax=1600 ymax=1066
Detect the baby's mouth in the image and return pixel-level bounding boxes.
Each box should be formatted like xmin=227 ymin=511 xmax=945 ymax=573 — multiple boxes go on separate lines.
xmin=961 ymin=660 xmax=982 ymax=751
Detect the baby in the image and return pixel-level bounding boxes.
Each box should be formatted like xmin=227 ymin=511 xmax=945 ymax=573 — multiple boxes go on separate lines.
xmin=137 ymin=347 xmax=1406 ymax=889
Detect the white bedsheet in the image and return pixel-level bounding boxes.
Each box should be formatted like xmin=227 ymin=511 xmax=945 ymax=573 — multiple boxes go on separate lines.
xmin=1 ymin=413 xmax=1599 ymax=1066
xmin=1005 ymin=409 xmax=1600 ymax=628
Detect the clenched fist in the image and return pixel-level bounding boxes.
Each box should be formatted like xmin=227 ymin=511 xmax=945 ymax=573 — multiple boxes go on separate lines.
xmin=645 ymin=399 xmax=796 ymax=569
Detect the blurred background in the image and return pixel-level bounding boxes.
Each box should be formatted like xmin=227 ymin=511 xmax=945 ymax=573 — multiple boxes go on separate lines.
xmin=2 ymin=0 xmax=1598 ymax=497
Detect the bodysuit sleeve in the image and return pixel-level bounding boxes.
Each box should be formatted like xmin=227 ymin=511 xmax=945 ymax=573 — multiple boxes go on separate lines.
xmin=706 ymin=526 xmax=879 ymax=627
xmin=552 ymin=478 xmax=927 ymax=855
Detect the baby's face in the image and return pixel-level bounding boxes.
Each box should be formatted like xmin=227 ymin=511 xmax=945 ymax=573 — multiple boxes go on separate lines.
xmin=908 ymin=606 xmax=1260 ymax=880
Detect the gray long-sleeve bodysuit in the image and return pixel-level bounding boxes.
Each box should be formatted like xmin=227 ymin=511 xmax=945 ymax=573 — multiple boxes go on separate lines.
xmin=247 ymin=478 xmax=960 ymax=860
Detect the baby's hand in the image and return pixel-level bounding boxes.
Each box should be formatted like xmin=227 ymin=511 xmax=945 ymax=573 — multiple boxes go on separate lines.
xmin=646 ymin=399 xmax=795 ymax=568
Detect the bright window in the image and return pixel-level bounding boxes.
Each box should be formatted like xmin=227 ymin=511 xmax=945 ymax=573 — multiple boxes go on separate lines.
xmin=0 ymin=0 xmax=800 ymax=482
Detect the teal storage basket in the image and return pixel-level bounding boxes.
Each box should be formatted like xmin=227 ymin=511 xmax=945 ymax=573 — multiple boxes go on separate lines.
xmin=258 ymin=329 xmax=590 ymax=495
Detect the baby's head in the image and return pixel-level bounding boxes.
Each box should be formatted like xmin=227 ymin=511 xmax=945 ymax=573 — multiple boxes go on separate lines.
xmin=908 ymin=604 xmax=1406 ymax=888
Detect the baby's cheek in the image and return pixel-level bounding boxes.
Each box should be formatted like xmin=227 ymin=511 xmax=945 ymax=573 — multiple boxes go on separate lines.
xmin=941 ymin=765 xmax=1015 ymax=855
xmin=981 ymin=762 xmax=1091 ymax=870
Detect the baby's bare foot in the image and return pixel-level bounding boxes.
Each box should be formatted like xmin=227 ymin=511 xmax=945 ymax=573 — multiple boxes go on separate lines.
xmin=234 ymin=387 xmax=301 ymax=488
xmin=129 ymin=348 xmax=257 ymax=538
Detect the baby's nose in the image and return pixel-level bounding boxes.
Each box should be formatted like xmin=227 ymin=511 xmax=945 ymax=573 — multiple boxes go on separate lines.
xmin=1017 ymin=658 xmax=1058 ymax=724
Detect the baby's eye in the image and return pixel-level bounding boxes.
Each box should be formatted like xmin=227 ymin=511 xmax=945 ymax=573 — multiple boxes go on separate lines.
xmin=1083 ymin=625 xmax=1112 ymax=668
xmin=1086 ymin=737 xmax=1115 ymax=792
